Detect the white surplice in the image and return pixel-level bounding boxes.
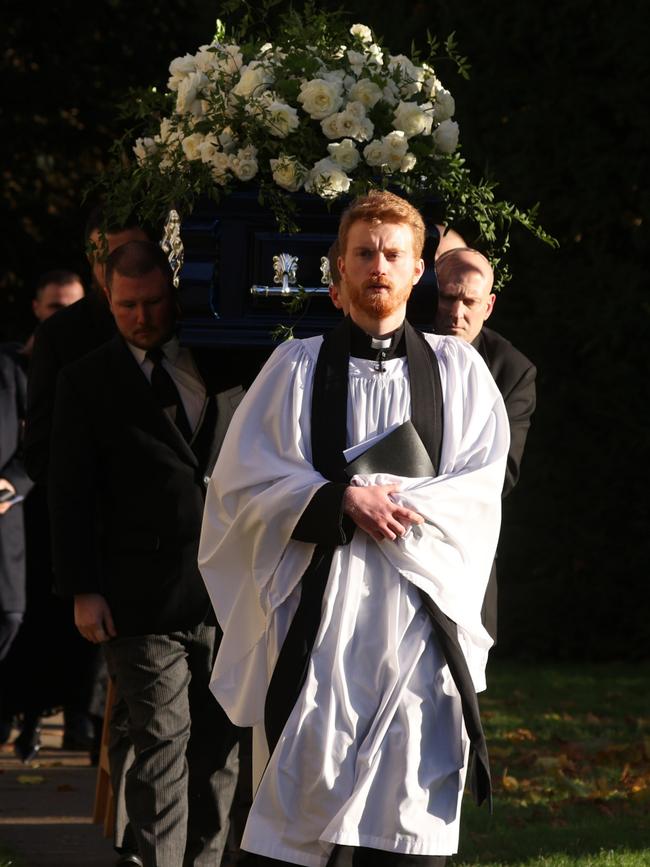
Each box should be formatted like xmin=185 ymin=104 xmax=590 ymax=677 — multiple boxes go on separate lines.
xmin=199 ymin=333 xmax=509 ymax=866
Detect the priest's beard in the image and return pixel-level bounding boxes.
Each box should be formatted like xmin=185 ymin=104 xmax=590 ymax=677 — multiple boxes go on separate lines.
xmin=346 ymin=278 xmax=412 ymax=321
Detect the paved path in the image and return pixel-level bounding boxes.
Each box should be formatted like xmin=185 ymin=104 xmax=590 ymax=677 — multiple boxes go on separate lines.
xmin=0 ymin=714 xmax=116 ymax=866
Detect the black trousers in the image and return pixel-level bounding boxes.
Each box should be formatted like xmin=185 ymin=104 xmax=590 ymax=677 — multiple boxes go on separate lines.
xmin=105 ymin=622 xmax=239 ymax=867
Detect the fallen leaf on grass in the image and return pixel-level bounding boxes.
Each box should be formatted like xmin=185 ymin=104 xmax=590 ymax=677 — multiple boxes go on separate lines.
xmin=17 ymin=774 xmax=45 ymax=785
xmin=501 ymin=768 xmax=519 ymax=791
xmin=504 ymin=727 xmax=536 ymax=742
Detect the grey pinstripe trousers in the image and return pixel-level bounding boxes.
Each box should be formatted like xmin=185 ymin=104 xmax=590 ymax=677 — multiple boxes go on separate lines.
xmin=105 ymin=621 xmax=239 ymax=867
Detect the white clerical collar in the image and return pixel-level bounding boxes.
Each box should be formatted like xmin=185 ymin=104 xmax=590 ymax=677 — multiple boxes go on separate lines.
xmin=370 ymin=336 xmax=392 ymax=350
xmin=128 ymin=334 xmax=180 ymax=367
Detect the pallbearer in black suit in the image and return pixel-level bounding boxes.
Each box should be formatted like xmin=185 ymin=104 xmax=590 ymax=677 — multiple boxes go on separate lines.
xmin=434 ymin=248 xmax=537 ymax=640
xmin=49 ymin=241 xmax=241 ymax=867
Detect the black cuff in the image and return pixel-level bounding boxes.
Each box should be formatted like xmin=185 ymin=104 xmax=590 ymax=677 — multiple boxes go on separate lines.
xmin=291 ymin=482 xmax=354 ymax=546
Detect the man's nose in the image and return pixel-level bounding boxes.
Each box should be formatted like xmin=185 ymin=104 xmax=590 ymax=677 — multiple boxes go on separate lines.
xmin=370 ymin=252 xmax=387 ymax=273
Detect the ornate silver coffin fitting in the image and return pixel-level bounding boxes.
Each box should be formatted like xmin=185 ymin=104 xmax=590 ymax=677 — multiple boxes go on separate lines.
xmin=250 ymin=252 xmax=331 ymax=297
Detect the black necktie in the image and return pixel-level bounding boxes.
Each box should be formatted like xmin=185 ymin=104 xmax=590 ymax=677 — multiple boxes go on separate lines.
xmin=146 ymin=347 xmax=192 ymax=441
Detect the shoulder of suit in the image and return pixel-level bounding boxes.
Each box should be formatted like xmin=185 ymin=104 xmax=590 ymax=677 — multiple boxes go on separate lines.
xmin=59 ymin=333 xmax=122 ymax=384
xmin=480 ymin=326 xmax=535 ymax=373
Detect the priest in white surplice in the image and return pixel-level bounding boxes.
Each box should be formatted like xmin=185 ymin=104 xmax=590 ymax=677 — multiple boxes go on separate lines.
xmin=199 ymin=191 xmax=509 ymax=867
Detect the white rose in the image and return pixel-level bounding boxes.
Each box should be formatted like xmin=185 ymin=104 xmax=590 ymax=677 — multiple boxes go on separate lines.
xmin=197 ymin=134 xmax=220 ymax=163
xmin=194 ymin=46 xmax=220 ymax=75
xmin=210 ymin=151 xmax=231 ymax=185
xmin=392 ymin=100 xmax=433 ymax=138
xmin=181 ymin=132 xmax=204 ymax=162
xmin=321 ymin=113 xmax=342 ymax=139
xmin=321 ymin=69 xmax=346 ymax=84
xmin=132 ymin=137 xmax=157 ymax=164
xmin=216 ymin=44 xmax=243 ymax=76
xmin=158 ymin=117 xmax=180 ymax=145
xmin=327 ymin=139 xmax=360 ymax=171
xmin=433 ymin=119 xmax=460 ymax=154
xmin=175 ymin=70 xmax=208 ymax=116
xmin=265 ymin=100 xmax=300 ymax=138
xmin=433 ymin=87 xmax=455 ymax=122
xmin=346 ymin=50 xmax=366 ymax=77
xmin=382 ymin=130 xmax=409 ymax=159
xmin=348 ymin=78 xmax=383 ymax=109
xmin=270 ymin=156 xmax=305 ymax=192
xmin=229 ymin=145 xmax=258 ymax=181
xmin=363 ymin=139 xmax=386 ymax=167
xmin=421 ymin=73 xmax=441 ymax=99
xmin=218 ymin=126 xmax=237 ymax=153
xmin=298 ymin=78 xmax=343 ymax=119
xmin=366 ymin=43 xmax=384 ymax=67
xmin=400 ymin=153 xmax=417 ymax=172
xmin=388 ymin=54 xmax=425 ymax=96
xmin=382 ymin=79 xmax=400 ymax=107
xmin=345 ymin=100 xmax=367 ymax=121
xmin=305 ymin=158 xmax=351 ymax=200
xmin=350 ymin=23 xmax=373 ymax=43
xmin=233 ymin=61 xmax=273 ymax=98
xmin=168 ymin=53 xmax=196 ymax=91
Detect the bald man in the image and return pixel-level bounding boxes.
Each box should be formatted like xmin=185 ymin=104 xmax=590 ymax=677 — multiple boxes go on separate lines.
xmin=434 ymin=248 xmax=536 ymax=640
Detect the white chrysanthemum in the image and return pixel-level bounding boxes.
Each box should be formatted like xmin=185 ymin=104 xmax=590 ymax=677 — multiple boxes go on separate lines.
xmin=298 ymin=78 xmax=343 ymax=119
xmin=363 ymin=139 xmax=386 ymax=167
xmin=176 ymin=70 xmax=208 ymax=116
xmin=232 ymin=61 xmax=274 ymax=98
xmin=350 ymin=23 xmax=373 ymax=43
xmin=270 ymin=156 xmax=305 ymax=192
xmin=327 ymin=139 xmax=360 ymax=171
xmin=392 ymin=100 xmax=433 ymax=138
xmin=433 ymin=119 xmax=459 ymax=153
xmin=348 ymin=78 xmax=383 ymax=109
xmin=305 ymin=158 xmax=351 ymax=199
xmin=181 ymin=132 xmax=204 ymax=161
xmin=432 ymin=87 xmax=455 ymax=122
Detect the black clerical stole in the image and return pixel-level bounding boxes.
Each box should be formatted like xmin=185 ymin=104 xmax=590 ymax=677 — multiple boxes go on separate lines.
xmin=146 ymin=347 xmax=193 ymax=442
xmin=264 ymin=317 xmax=492 ymax=810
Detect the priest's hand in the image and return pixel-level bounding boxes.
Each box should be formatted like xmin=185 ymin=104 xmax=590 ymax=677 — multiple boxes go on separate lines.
xmin=74 ymin=593 xmax=117 ymax=644
xmin=343 ymin=484 xmax=424 ymax=541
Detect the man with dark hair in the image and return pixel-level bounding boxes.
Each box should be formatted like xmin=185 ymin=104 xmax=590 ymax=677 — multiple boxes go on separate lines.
xmin=49 ymin=240 xmax=241 ymax=867
xmin=24 ymin=207 xmax=150 ymax=484
xmin=200 ymin=191 xmax=509 ymax=866
xmin=434 ymin=247 xmax=536 ymax=639
xmin=19 ymin=270 xmax=85 ymax=360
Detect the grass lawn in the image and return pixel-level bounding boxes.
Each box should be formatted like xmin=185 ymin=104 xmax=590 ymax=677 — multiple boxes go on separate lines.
xmin=453 ymin=661 xmax=650 ymax=866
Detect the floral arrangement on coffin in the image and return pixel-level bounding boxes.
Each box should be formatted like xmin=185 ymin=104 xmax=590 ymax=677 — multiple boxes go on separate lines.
xmin=99 ymin=5 xmax=554 ymax=288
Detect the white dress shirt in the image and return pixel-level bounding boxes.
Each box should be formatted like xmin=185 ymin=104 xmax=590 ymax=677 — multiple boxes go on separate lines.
xmin=128 ymin=336 xmax=206 ymax=435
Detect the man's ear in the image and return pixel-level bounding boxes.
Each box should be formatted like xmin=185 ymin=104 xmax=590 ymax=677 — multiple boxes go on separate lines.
xmin=329 ymin=284 xmax=343 ymax=310
xmin=337 ymin=255 xmax=346 ymax=279
xmin=412 ymin=258 xmax=425 ymax=285
xmin=484 ymin=293 xmax=496 ymax=322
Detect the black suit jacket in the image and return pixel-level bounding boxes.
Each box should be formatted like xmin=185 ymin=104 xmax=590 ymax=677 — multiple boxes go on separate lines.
xmin=48 ymin=335 xmax=245 ymax=636
xmin=0 ymin=351 xmax=33 ymax=612
xmin=25 ymin=292 xmax=116 ymax=485
xmin=473 ymin=326 xmax=536 ymax=640
xmin=474 ymin=327 xmax=536 ymax=496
